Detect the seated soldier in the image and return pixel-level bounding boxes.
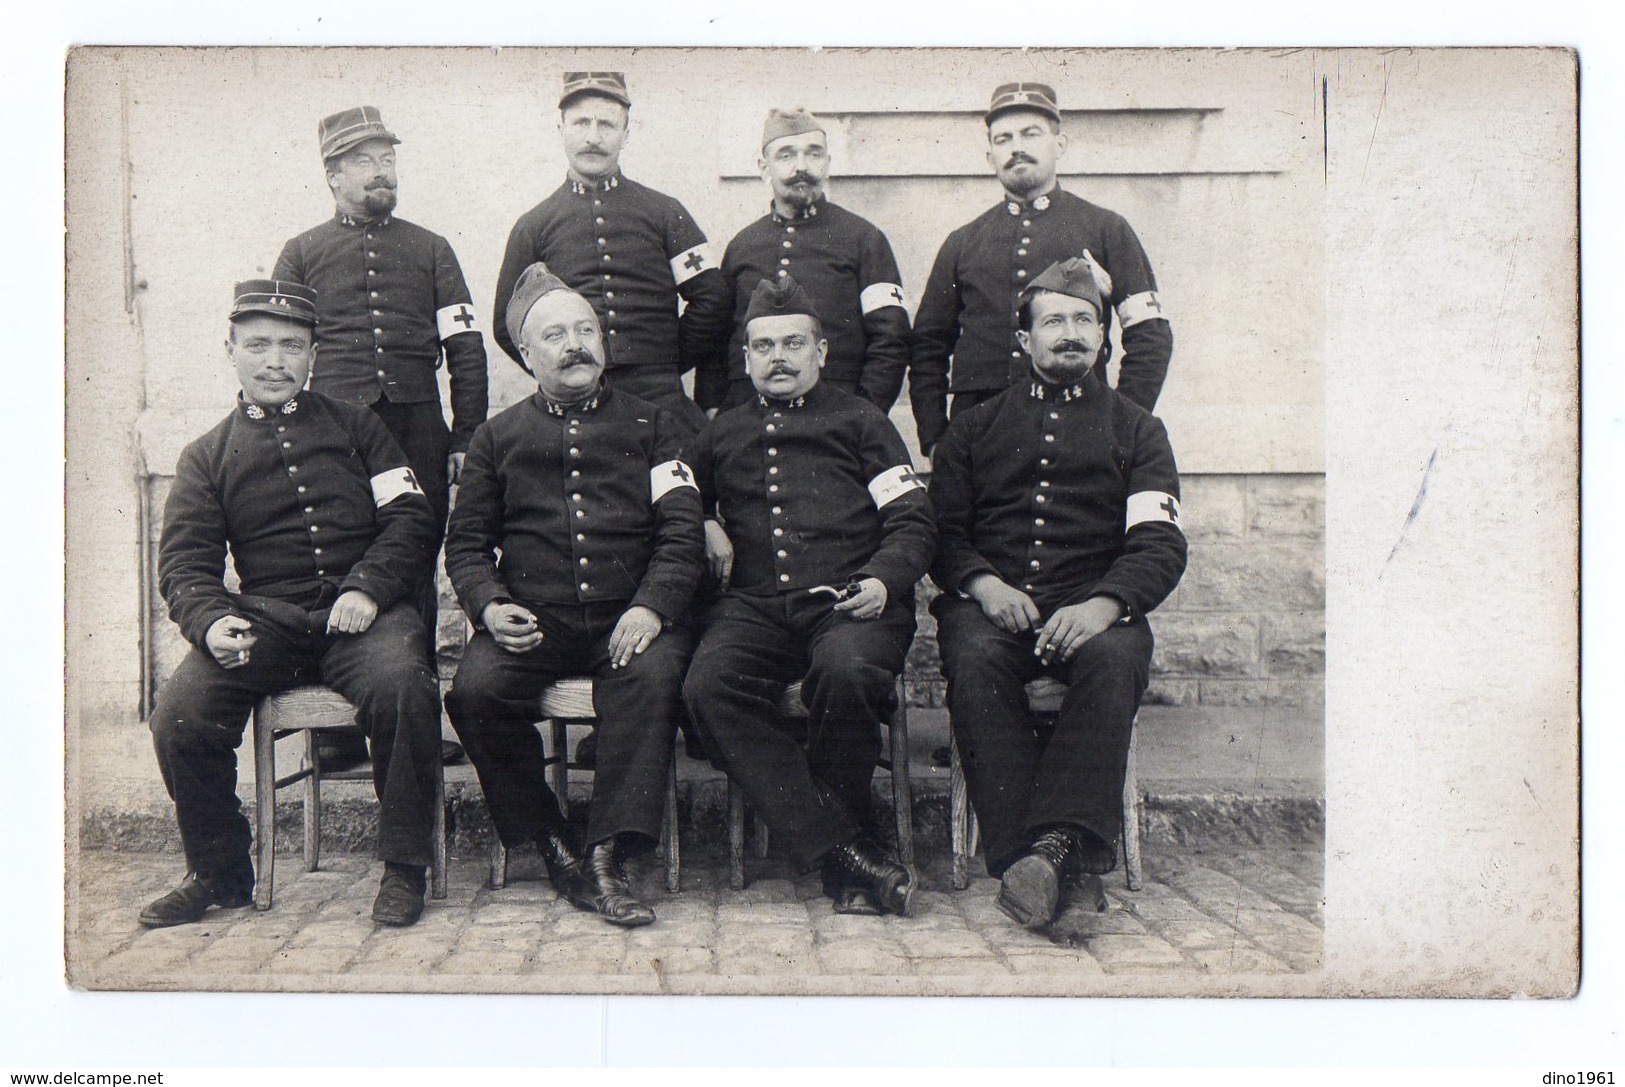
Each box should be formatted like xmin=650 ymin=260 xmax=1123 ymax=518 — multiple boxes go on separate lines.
xmin=443 ymin=263 xmax=703 ymax=928
xmin=929 ymin=257 xmax=1187 ymax=929
xmin=683 ymin=275 xmax=935 ymax=916
xmin=144 ymin=279 xmax=443 ymax=929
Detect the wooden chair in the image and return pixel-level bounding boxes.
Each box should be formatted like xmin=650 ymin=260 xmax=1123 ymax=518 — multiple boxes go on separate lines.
xmin=486 ymin=677 xmax=682 ymax=894
xmin=726 ymin=675 xmax=912 ymax=890
xmin=949 ymin=676 xmax=1142 ymax=891
xmin=252 ymin=685 xmax=448 ymax=911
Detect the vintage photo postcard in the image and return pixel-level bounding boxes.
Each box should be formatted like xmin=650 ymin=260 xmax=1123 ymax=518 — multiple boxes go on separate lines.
xmin=63 ymin=45 xmax=1576 ymax=998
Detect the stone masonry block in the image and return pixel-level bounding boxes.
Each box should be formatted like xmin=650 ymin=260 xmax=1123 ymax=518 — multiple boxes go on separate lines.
xmin=1179 ymin=475 xmax=1248 ymax=541
xmin=1195 ymin=679 xmax=1323 ymax=708
xmin=1247 ymin=476 xmax=1325 ymax=541
xmin=1177 ymin=543 xmax=1324 ymax=613
xmin=1150 ymin=613 xmax=1261 ymax=678
xmin=1260 ymin=612 xmax=1326 ymax=677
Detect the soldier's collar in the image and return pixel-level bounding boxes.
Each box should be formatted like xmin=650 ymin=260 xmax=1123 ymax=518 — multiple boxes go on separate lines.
xmin=335 ymin=210 xmax=392 ymax=229
xmin=567 ymin=173 xmax=622 ymax=196
xmin=757 ymin=392 xmax=809 ymax=411
xmin=1027 ymin=373 xmax=1089 ymax=402
xmin=538 ymin=383 xmax=604 ymax=417
xmin=1003 ymin=187 xmax=1059 ymax=216
xmin=239 ymin=392 xmax=303 ymax=420
xmin=770 ymin=198 xmax=823 ymax=224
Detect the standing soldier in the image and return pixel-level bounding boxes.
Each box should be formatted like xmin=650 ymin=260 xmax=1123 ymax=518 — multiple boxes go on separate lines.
xmin=909 ymin=82 xmax=1173 ymax=457
xmin=701 ymin=107 xmax=911 ymax=413
xmin=493 ymin=72 xmax=730 ymax=434
xmin=275 ymin=106 xmax=488 ymax=767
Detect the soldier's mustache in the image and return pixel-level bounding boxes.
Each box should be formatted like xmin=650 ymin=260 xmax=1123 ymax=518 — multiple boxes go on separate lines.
xmin=1005 ymin=153 xmax=1038 ymax=168
xmin=560 ymin=349 xmax=596 ymax=367
xmin=788 ymin=172 xmax=819 ymax=185
xmin=365 ymin=179 xmax=396 ymax=190
xmin=1053 ymin=339 xmax=1092 ymax=355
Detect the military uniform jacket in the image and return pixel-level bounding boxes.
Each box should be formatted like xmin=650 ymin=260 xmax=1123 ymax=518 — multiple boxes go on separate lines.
xmin=703 ymin=200 xmax=911 ymax=412
xmin=492 ymin=174 xmax=731 ymax=377
xmin=444 ymin=385 xmax=704 ymax=624
xmin=910 ymin=187 xmax=1173 ymax=450
xmin=691 ymin=382 xmax=935 ymax=603
xmin=274 ymin=213 xmax=490 ymax=453
xmin=159 ymin=391 xmax=439 ymax=650
xmin=928 ymin=375 xmax=1186 ymax=620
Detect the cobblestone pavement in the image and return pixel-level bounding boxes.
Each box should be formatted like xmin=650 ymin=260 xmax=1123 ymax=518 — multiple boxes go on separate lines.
xmin=69 ymin=841 xmax=1322 ymax=996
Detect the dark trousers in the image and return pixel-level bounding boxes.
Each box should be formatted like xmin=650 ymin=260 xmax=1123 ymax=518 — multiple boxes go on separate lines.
xmin=149 ymin=603 xmax=442 ymax=874
xmin=682 ymin=592 xmax=915 ymax=869
xmin=368 ymin=398 xmax=451 ymax=653
xmin=932 ymin=594 xmax=1153 ymax=879
xmin=606 ymin=365 xmax=707 ymax=436
xmin=445 ymin=603 xmax=692 ymax=849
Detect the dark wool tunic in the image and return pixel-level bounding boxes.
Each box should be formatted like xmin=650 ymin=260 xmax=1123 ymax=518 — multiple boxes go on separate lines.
xmin=444 ymin=385 xmax=704 ymax=624
xmin=159 ymin=390 xmax=438 ymax=648
xmin=705 ymin=199 xmax=911 ymax=412
xmin=274 ymin=213 xmax=489 ymax=452
xmin=928 ymin=375 xmax=1186 ymax=619
xmin=909 ymin=187 xmax=1173 ymax=450
xmin=491 ymin=173 xmax=730 ymax=378
xmin=690 ymin=382 xmax=935 ymax=603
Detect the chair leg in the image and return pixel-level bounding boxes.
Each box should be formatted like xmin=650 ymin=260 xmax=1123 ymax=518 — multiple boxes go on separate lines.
xmin=252 ymin=712 xmax=276 ymax=911
xmin=889 ymin=684 xmax=914 ymax=867
xmin=1123 ymin=721 xmax=1143 ymax=891
xmin=663 ymin=737 xmax=680 ymax=894
xmin=302 ymin=729 xmax=322 ymax=873
xmin=727 ymin=780 xmax=746 ymax=891
xmin=949 ymin=739 xmax=970 ymax=891
xmin=548 ymin=718 xmax=569 ymax=820
xmin=489 ymin=838 xmax=508 ymax=891
xmin=431 ymin=758 xmax=448 ymax=900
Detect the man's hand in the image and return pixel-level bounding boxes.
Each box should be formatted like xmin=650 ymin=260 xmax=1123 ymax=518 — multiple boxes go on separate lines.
xmin=326 ymin=590 xmax=380 ymax=635
xmin=446 ymin=451 xmax=467 ymax=486
xmin=482 ymin=601 xmax=543 ymax=654
xmin=1034 ymin=597 xmax=1124 ymax=665
xmin=704 ymin=519 xmax=734 ymax=589
xmin=831 ymin=577 xmax=888 ymax=621
xmin=205 ymin=615 xmax=257 ymax=669
xmin=966 ymin=574 xmax=1042 ymax=633
xmin=607 ymin=605 xmax=664 ymax=669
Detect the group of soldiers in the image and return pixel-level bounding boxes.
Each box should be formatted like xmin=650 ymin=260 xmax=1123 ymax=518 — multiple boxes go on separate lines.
xmin=140 ymin=71 xmax=1187 ymax=937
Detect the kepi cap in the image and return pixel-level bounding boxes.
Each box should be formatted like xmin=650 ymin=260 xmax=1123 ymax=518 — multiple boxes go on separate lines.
xmin=560 ymin=71 xmax=631 ymax=110
xmin=743 ymin=274 xmax=821 ymax=328
xmin=761 ymin=107 xmax=825 ymax=152
xmin=230 ymin=279 xmax=318 ymax=326
xmin=985 ymin=82 xmax=1061 ymax=126
xmin=1021 ymin=258 xmax=1104 ymax=318
xmin=505 ymin=261 xmax=577 ymax=348
xmin=318 ymin=106 xmax=400 ymax=161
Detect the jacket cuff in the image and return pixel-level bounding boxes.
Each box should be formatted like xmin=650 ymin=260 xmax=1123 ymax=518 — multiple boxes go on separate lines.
xmin=338 ymin=571 xmax=403 ymax=614
xmin=183 ymin=606 xmax=236 ymax=653
xmin=457 ymin=578 xmax=510 ymax=626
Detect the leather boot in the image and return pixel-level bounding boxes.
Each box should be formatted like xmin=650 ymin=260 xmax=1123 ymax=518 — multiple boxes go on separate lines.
xmin=581 ymin=838 xmax=656 ymax=927
xmin=824 ymin=836 xmax=915 ymax=917
xmin=371 ymin=862 xmax=427 ymax=927
xmin=820 ymin=854 xmax=883 ymax=916
xmin=536 ymin=825 xmax=598 ymax=912
xmin=138 ymin=860 xmax=254 ymax=928
xmin=997 ymin=826 xmax=1084 ymax=929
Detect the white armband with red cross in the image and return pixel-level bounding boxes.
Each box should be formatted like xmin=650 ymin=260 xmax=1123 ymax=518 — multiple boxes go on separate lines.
xmin=867 ymin=464 xmax=927 ymax=508
xmin=1126 ymin=490 xmax=1181 ymax=532
xmin=436 ymin=303 xmax=481 ymax=340
xmin=650 ymin=459 xmax=699 ymax=502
